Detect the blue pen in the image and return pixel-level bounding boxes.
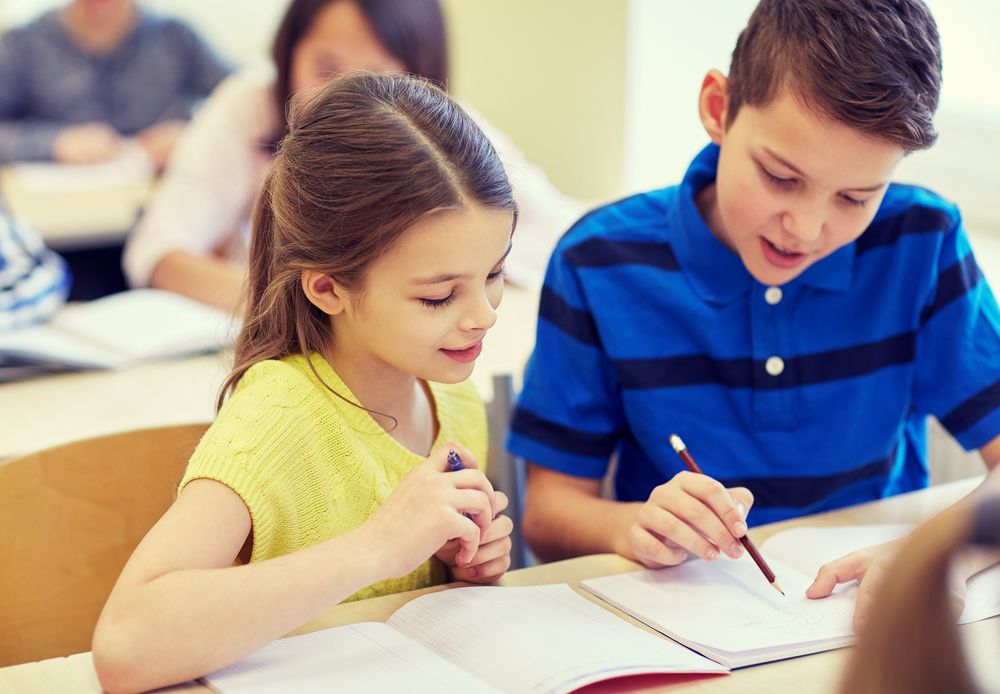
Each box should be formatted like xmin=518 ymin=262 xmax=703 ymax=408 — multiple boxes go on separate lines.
xmin=446 ymin=450 xmax=474 ymax=520
xmin=446 ymin=449 xmax=464 ymax=472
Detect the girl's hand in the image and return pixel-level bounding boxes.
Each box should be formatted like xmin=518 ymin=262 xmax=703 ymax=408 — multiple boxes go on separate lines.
xmin=623 ymin=471 xmax=753 ymax=568
xmin=361 ymin=442 xmax=499 ymax=581
xmin=436 ymin=491 xmax=513 ymax=583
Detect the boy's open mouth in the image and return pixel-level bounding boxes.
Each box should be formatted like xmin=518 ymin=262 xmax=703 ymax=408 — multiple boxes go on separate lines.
xmin=761 ymin=237 xmax=807 ymax=268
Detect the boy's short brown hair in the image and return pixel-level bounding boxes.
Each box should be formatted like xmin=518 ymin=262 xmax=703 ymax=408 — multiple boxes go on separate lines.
xmin=726 ymin=0 xmax=942 ymax=151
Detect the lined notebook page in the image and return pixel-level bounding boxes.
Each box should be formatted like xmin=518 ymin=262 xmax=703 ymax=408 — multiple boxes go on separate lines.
xmin=205 ymin=622 xmax=497 ymax=693
xmin=583 ymin=557 xmax=855 ymax=658
xmin=386 ymin=584 xmax=725 ymax=694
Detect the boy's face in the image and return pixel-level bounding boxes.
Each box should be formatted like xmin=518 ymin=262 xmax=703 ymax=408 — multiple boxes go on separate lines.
xmin=699 ymin=74 xmax=906 ymax=286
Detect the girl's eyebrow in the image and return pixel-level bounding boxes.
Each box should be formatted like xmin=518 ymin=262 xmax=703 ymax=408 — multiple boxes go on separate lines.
xmin=408 ymin=239 xmax=513 ymax=286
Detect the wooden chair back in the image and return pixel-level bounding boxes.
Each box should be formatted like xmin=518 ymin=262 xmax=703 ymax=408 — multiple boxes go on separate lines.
xmin=0 ymin=423 xmax=209 ymax=666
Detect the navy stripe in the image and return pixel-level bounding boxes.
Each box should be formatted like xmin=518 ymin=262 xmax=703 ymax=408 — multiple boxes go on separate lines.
xmin=939 ymin=379 xmax=1000 ymax=437
xmin=855 ymin=204 xmax=953 ymax=255
xmin=920 ymin=254 xmax=981 ymax=325
xmin=538 ymin=286 xmax=601 ymax=347
xmin=510 ymin=407 xmax=620 ymax=458
xmin=718 ymin=451 xmax=895 ymax=509
xmin=564 ymin=237 xmax=679 ymax=271
xmin=615 ymin=332 xmax=916 ymax=390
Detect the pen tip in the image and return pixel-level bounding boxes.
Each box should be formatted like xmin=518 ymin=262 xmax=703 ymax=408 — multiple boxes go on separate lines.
xmin=669 ymin=434 xmax=685 ymax=452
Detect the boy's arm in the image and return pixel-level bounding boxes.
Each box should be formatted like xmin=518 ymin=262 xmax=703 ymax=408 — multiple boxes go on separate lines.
xmin=522 ymin=463 xmax=641 ymax=561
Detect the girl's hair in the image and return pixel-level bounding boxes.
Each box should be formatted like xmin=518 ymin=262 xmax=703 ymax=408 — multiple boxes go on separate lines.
xmin=219 ymin=71 xmax=516 ymax=408
xmin=270 ymin=0 xmax=448 ymax=142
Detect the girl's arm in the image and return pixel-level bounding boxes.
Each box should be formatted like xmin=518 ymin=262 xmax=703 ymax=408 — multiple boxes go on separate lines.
xmin=93 ymin=447 xmax=498 ymax=694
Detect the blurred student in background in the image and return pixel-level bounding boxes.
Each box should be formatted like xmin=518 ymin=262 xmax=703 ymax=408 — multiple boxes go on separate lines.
xmin=0 ymin=206 xmax=70 ymax=330
xmin=0 ymin=0 xmax=229 ymax=170
xmin=123 ymin=0 xmax=583 ymax=312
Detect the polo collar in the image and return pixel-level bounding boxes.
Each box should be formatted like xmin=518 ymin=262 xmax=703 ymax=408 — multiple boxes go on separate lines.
xmin=673 ymin=144 xmax=854 ymax=304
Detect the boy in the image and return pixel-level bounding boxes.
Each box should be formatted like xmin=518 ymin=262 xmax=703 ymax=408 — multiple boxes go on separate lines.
xmin=507 ymin=0 xmax=1000 ymax=628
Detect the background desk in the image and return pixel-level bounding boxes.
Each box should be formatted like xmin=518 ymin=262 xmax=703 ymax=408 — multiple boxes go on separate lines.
xmin=0 ymin=284 xmax=539 ymax=461
xmin=1 ymin=477 xmax=995 ymax=694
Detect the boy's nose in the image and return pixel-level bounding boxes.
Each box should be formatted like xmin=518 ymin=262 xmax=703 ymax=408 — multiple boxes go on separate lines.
xmin=782 ymin=208 xmax=824 ymax=244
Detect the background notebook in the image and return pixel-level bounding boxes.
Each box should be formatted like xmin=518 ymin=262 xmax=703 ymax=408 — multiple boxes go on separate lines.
xmin=205 ymin=584 xmax=727 ymax=694
xmin=582 ymin=524 xmax=1000 ymax=668
xmin=0 ymin=289 xmax=236 ymax=379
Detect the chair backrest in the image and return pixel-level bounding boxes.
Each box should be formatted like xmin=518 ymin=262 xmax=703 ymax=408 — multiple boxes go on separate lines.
xmin=0 ymin=423 xmax=209 ymax=667
xmin=485 ymin=373 xmax=533 ymax=569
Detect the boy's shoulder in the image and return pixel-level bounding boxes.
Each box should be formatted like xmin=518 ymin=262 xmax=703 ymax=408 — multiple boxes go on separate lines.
xmin=555 ymin=186 xmax=682 ymax=258
xmin=860 ymin=182 xmax=962 ymax=254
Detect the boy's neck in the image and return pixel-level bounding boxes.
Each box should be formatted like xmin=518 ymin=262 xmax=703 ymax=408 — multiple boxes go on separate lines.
xmin=694 ymin=182 xmax=736 ymax=253
xmin=60 ymin=2 xmax=137 ymax=54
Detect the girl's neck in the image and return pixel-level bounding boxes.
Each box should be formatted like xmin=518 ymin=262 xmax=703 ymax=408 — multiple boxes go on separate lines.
xmin=323 ymin=344 xmax=437 ymax=456
xmin=61 ymin=1 xmax=137 ymax=54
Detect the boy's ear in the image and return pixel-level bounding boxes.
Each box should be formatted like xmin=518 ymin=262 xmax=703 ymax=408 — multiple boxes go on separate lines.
xmin=301 ymin=270 xmax=346 ymax=315
xmin=698 ymin=70 xmax=729 ymax=144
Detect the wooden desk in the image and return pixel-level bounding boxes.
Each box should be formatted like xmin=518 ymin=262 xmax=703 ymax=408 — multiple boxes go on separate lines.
xmin=0 ymin=284 xmax=539 ymax=460
xmin=2 ymin=477 xmax=995 ymax=694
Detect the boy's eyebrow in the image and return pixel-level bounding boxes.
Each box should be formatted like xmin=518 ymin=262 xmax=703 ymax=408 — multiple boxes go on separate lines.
xmin=760 ymin=146 xmax=886 ymax=192
xmin=409 ymin=239 xmax=514 ymax=285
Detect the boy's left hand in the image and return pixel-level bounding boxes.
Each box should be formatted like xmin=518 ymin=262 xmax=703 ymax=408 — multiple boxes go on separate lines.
xmin=436 ymin=491 xmax=513 ymax=583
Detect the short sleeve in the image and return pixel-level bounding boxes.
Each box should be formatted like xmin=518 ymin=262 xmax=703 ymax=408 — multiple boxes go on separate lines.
xmin=913 ymin=211 xmax=1000 ymax=450
xmin=505 ymin=233 xmax=625 ymax=478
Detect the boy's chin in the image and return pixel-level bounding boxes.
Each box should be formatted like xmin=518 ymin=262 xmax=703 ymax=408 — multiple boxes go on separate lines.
xmin=745 ymin=259 xmax=811 ymax=287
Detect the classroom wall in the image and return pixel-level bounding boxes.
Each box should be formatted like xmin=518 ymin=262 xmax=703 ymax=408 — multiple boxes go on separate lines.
xmin=441 ymin=0 xmax=627 ymax=205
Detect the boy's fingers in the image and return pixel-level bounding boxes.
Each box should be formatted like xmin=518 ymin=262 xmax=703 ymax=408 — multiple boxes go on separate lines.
xmin=680 ymin=473 xmax=750 ymax=540
xmin=630 ymin=525 xmax=687 ymax=567
xmin=641 ymin=505 xmax=719 ymax=561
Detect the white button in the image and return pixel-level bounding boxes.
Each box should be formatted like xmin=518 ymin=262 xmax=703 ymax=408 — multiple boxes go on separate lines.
xmin=765 ymin=356 xmax=785 ymax=376
xmin=764 ymin=286 xmax=783 ymax=305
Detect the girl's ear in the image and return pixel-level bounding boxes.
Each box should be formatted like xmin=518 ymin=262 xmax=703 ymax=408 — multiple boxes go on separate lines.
xmin=698 ymin=69 xmax=730 ymax=145
xmin=301 ymin=270 xmax=346 ymax=315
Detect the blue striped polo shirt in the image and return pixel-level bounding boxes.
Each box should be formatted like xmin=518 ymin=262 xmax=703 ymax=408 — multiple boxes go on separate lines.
xmin=506 ymin=144 xmax=1000 ymax=526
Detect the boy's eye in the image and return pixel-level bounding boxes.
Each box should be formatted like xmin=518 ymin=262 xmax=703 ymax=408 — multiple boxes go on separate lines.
xmin=838 ymin=193 xmax=867 ymax=208
xmin=419 ymin=292 xmax=455 ymax=309
xmin=487 ymin=265 xmax=506 ymax=281
xmin=762 ymin=166 xmax=795 ymax=187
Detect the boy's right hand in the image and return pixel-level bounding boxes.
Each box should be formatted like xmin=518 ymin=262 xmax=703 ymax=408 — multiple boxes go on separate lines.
xmin=362 ymin=443 xmax=499 ymax=580
xmin=624 ymin=471 xmax=754 ymax=568
xmin=53 ymin=122 xmax=122 ymax=164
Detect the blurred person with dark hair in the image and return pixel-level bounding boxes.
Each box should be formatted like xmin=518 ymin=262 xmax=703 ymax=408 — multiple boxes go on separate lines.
xmin=123 ymin=0 xmax=583 ymax=312
xmin=0 ymin=0 xmax=230 ymax=170
xmin=840 ymin=468 xmax=1000 ymax=694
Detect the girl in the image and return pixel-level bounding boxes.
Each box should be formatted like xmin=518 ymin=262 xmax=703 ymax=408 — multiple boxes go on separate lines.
xmin=122 ymin=0 xmax=582 ymax=311
xmin=93 ymin=71 xmax=516 ymax=693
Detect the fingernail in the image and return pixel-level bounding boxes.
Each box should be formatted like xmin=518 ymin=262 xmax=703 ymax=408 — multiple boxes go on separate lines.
xmin=706 ymin=548 xmax=719 ymax=560
xmin=734 ymin=521 xmax=747 ymax=536
xmin=736 ymin=503 xmax=746 ymax=519
xmin=730 ymin=544 xmax=744 ymax=557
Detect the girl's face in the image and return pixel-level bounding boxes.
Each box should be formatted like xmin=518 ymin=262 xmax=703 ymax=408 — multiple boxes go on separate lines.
xmin=330 ymin=203 xmax=515 ymax=385
xmin=290 ymin=0 xmax=405 ymax=94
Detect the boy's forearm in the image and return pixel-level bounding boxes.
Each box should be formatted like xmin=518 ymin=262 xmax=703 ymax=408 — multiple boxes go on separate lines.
xmin=523 ymin=485 xmax=642 ymax=561
xmin=94 ymin=528 xmax=384 ymax=693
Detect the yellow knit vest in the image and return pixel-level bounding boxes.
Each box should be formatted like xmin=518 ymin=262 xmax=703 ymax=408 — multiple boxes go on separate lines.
xmin=179 ymin=353 xmax=488 ymax=601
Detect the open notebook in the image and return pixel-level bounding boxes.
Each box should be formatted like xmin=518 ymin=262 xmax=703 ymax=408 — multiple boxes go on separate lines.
xmin=582 ymin=524 xmax=1000 ymax=669
xmin=204 ymin=584 xmax=727 ymax=694
xmin=0 ymin=289 xmax=236 ymax=379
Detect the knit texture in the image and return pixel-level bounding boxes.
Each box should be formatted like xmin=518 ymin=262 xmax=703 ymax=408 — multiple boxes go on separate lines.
xmin=179 ymin=353 xmax=487 ymax=601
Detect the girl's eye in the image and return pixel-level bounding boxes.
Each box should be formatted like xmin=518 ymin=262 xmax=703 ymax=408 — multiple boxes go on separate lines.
xmin=839 ymin=193 xmax=867 ymax=208
xmin=762 ymin=166 xmax=795 ymax=187
xmin=420 ymin=293 xmax=455 ymax=309
xmin=487 ymin=266 xmax=506 ymax=281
